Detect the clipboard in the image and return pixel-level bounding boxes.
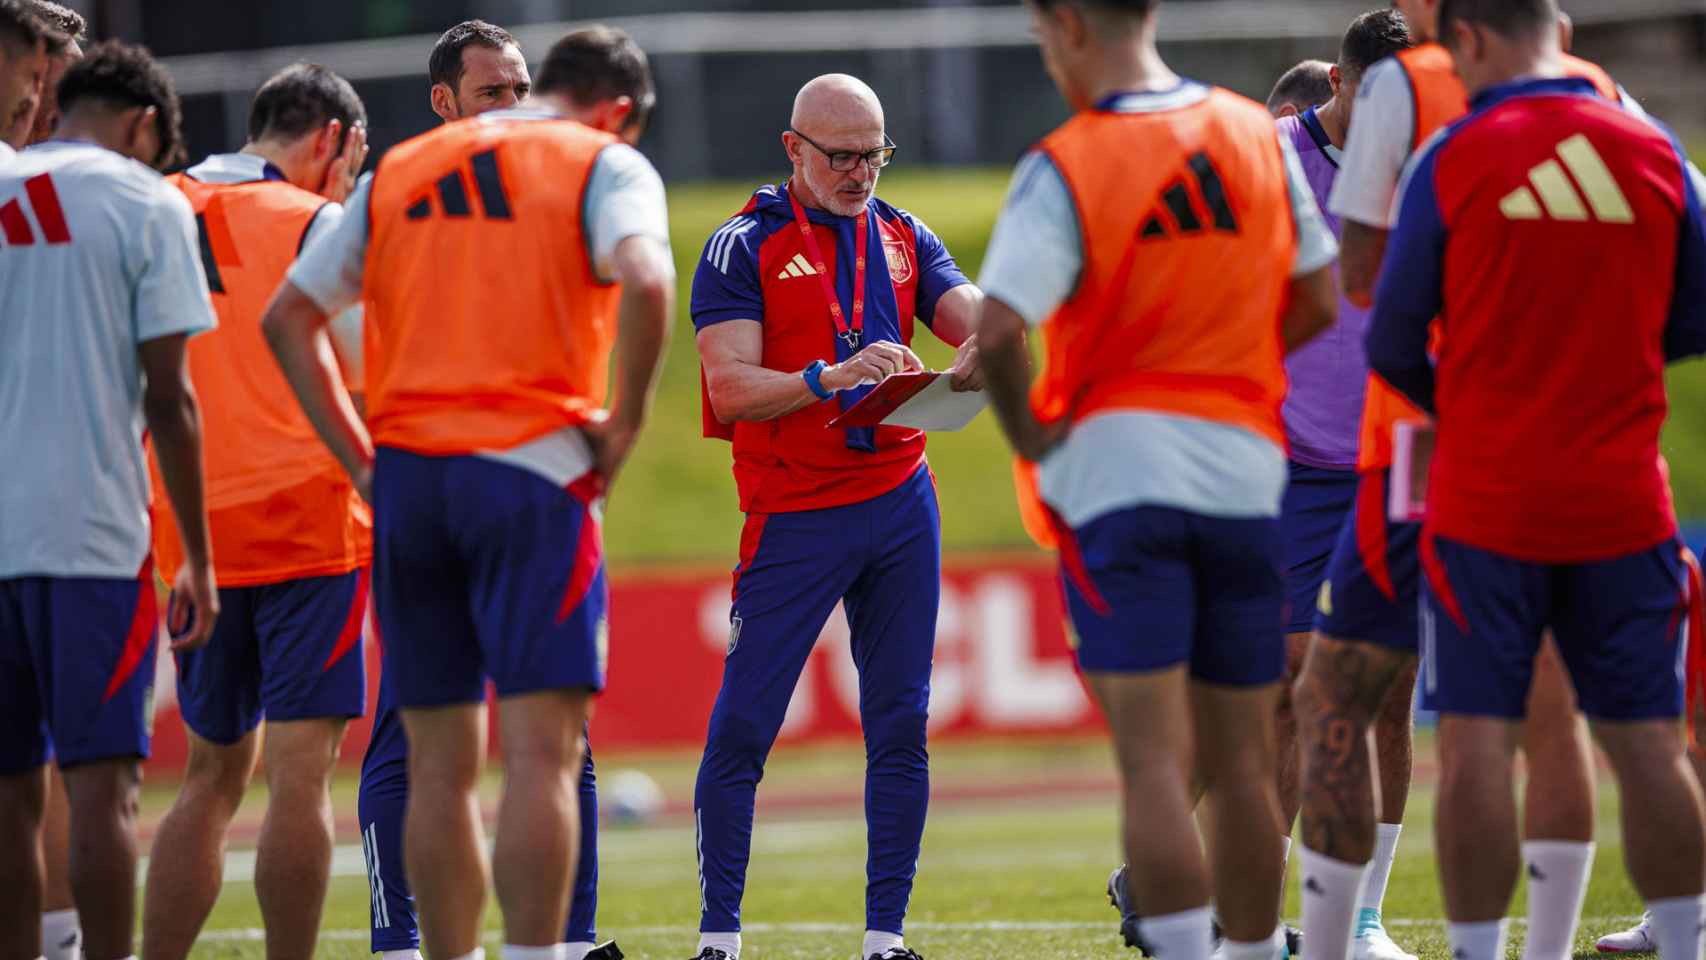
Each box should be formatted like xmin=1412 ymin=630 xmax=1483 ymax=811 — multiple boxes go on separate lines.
xmin=825 ymin=371 xmax=986 ymax=431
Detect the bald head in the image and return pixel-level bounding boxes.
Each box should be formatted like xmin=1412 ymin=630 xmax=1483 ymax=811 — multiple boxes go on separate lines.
xmin=791 ymin=73 xmax=883 ymax=134
xmin=784 ymin=74 xmax=890 ymax=217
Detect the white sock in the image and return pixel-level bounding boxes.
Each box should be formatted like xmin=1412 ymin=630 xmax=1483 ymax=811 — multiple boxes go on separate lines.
xmin=502 ymin=947 xmax=564 ymax=960
xmin=1646 ymin=895 xmax=1706 ymax=960
xmin=40 ymin=910 xmax=79 ymax=960
xmin=1137 ymin=905 xmax=1214 ymax=960
xmin=380 ymin=952 xmax=423 ymax=960
xmin=1221 ymin=927 xmax=1283 ymax=960
xmin=1299 ymin=845 xmax=1369 ymax=960
xmin=1448 ymin=920 xmax=1510 ymax=960
xmin=1520 ymin=840 xmax=1595 ymax=960
xmin=449 ymin=950 xmax=487 ymax=960
xmin=862 ymin=930 xmax=904 ymax=958
xmin=698 ymin=932 xmax=741 ymax=958
xmin=1360 ymin=823 xmax=1403 ymax=913
xmin=563 ymin=944 xmax=595 ymax=960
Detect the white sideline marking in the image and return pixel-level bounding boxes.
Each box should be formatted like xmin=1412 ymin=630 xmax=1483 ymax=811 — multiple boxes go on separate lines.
xmin=196 ymin=917 xmax=1648 ymax=942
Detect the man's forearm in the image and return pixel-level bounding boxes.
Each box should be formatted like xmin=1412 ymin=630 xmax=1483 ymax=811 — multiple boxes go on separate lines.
xmin=1339 ymin=220 xmax=1391 ymax=310
xmin=263 ymin=285 xmax=373 ymax=480
xmin=609 ymin=275 xmax=673 ymax=431
xmin=146 ymin=388 xmax=212 ymax=569
xmin=979 ymin=305 xmax=1043 ymax=458
xmin=706 ymin=360 xmax=823 ymax=423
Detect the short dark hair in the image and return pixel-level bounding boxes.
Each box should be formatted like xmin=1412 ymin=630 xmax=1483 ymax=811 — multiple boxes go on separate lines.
xmin=536 ymin=26 xmax=656 ymax=133
xmin=429 ymin=20 xmax=518 ymax=91
xmin=0 ymin=0 xmax=49 ymax=55
xmin=1439 ymin=0 xmax=1559 ymax=41
xmin=1340 ymin=9 xmax=1412 ymax=80
xmin=26 ymin=0 xmax=81 ymax=54
xmin=57 ymin=41 xmax=186 ymax=170
xmin=247 ymin=63 xmax=365 ymax=148
xmin=1267 ymin=60 xmax=1334 ymax=113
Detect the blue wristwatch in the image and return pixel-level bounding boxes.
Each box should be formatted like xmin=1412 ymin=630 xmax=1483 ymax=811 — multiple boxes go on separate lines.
xmin=803 ymin=359 xmax=833 ymax=400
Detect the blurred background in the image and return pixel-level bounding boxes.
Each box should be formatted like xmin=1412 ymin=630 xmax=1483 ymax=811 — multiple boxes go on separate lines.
xmin=44 ymin=0 xmax=1706 ymax=759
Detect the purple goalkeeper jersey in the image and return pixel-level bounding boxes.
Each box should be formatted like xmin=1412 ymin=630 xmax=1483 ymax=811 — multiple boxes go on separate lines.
xmin=1278 ymin=108 xmax=1367 ymax=470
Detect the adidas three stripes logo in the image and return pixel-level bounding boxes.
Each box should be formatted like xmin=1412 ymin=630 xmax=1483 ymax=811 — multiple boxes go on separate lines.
xmin=1500 ymin=134 xmax=1634 ymax=223
xmin=776 ymin=253 xmax=820 ymax=280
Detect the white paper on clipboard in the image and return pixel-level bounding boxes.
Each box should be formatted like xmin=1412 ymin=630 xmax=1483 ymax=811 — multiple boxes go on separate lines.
xmin=1388 ymin=418 xmax=1437 ymax=522
xmin=881 ymin=374 xmax=987 ymax=431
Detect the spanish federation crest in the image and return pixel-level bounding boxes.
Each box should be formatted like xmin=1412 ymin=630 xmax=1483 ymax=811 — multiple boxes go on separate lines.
xmin=883 ymin=237 xmax=913 ymax=284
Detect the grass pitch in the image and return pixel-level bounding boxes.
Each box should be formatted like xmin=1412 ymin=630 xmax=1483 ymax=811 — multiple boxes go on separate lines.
xmin=159 ymin=733 xmax=1648 ymax=959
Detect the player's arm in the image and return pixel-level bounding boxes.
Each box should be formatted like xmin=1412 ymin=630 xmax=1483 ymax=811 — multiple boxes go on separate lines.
xmin=1278 ymin=131 xmax=1339 ymax=351
xmin=1665 ymin=154 xmax=1706 ymax=363
xmin=589 ymin=234 xmax=674 ymax=484
xmin=264 ymin=282 xmax=373 ymax=492
xmin=977 ymin=150 xmax=1081 ymax=462
xmin=263 ymin=177 xmax=376 ymax=498
xmin=908 ymin=216 xmax=984 ymax=390
xmin=578 ymin=145 xmax=676 ymax=483
xmin=1364 ymin=148 xmax=1447 ymax=414
xmin=1328 ymin=58 xmax=1414 ymax=308
xmin=697 ymin=321 xmax=920 ymax=422
xmin=135 ymin=186 xmax=220 ymax=651
xmin=1337 ymin=220 xmax=1389 ymax=310
xmin=141 ymin=334 xmax=217 ymax=652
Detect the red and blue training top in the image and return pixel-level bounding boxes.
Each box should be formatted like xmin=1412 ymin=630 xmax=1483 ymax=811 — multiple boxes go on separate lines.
xmin=691 ymin=181 xmax=969 ymax=515
xmin=1367 ymin=75 xmax=1706 ymax=563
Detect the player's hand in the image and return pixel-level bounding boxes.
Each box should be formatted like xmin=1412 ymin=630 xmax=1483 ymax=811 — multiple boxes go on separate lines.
xmin=820 ymin=341 xmax=925 ymax=393
xmin=167 ymin=562 xmax=219 ymax=653
xmin=583 ymin=411 xmax=640 ymax=488
xmin=323 ymin=121 xmax=369 ymax=204
xmin=948 ymin=334 xmax=983 ymax=392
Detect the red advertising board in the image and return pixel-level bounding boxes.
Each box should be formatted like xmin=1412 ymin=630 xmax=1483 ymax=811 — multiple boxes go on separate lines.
xmin=142 ymin=555 xmax=1103 ymax=773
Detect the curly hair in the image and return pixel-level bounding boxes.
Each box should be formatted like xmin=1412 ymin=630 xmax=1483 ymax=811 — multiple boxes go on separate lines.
xmin=57 ymin=40 xmax=187 ymax=170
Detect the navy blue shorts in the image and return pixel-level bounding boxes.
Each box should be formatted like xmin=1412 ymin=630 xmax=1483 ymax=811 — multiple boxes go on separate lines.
xmin=372 ymin=447 xmax=608 ymax=708
xmin=1280 ymin=462 xmax=1360 ymax=634
xmin=0 ymin=564 xmax=159 ymax=773
xmin=1060 ymin=506 xmax=1285 ymax=685
xmin=1314 ymin=470 xmax=1422 ymax=652
xmin=175 ymin=569 xmax=368 ymax=744
xmin=1422 ymin=534 xmax=1692 ymax=721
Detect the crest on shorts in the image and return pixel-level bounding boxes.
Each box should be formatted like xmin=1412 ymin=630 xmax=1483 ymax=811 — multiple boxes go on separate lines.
xmin=883 ymin=238 xmax=913 ymax=284
xmin=1317 ymin=580 xmax=1334 ymax=617
xmin=727 ymin=615 xmax=743 ymax=656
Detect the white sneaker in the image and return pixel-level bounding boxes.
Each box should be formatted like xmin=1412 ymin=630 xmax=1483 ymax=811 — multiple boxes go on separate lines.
xmin=1596 ymin=915 xmax=1656 ymax=954
xmin=1353 ymin=909 xmax=1419 ymax=960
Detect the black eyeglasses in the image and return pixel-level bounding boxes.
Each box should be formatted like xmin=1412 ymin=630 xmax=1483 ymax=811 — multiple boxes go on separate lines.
xmin=789 ymin=127 xmax=898 ymax=172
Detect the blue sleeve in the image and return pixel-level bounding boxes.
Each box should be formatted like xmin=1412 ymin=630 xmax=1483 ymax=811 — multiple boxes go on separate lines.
xmin=1665 ymin=145 xmax=1706 ymax=363
xmin=908 ymin=213 xmax=969 ymax=328
xmin=1365 ymin=145 xmax=1447 ymax=415
xmin=690 ymin=214 xmax=765 ymax=331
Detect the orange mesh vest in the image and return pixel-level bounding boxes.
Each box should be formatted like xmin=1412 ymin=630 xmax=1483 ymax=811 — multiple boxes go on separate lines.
xmin=153 ymin=173 xmax=370 ymax=587
xmin=363 ymin=117 xmax=620 ymax=454
xmin=1016 ymin=88 xmax=1298 ymax=545
xmin=1357 ymin=45 xmax=1620 ymax=471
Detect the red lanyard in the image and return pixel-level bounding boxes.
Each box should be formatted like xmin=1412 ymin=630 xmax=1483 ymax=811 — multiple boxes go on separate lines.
xmin=789 ymin=182 xmax=867 ymax=351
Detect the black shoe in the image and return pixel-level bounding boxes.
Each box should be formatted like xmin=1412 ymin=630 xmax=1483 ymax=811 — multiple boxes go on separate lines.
xmin=690 ymin=951 xmax=733 ymax=960
xmin=1107 ymin=864 xmax=1154 ymax=955
xmin=868 ymin=950 xmax=925 ymax=960
xmin=1285 ymin=923 xmax=1304 ymax=959
xmin=584 ymin=942 xmax=624 ymax=960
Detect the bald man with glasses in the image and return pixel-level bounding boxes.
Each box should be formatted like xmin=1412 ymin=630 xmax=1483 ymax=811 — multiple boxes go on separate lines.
xmin=686 ymin=74 xmax=983 ymax=960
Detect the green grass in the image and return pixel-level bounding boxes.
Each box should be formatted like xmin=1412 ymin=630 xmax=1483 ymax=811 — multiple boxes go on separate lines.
xmin=605 ymin=167 xmax=1706 ymax=567
xmin=162 ymin=733 xmax=1657 ymax=959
